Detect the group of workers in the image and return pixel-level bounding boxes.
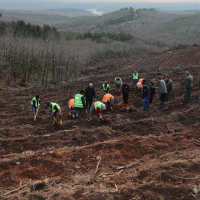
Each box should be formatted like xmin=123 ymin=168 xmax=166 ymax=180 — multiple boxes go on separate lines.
xmin=31 ymin=70 xmax=198 ymax=125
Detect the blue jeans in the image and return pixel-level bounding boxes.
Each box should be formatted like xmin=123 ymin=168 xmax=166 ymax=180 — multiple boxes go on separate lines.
xmin=32 ymin=105 xmax=37 ymax=114
xmin=104 ymin=90 xmax=109 ymax=95
xmin=142 ymin=97 xmax=149 ymax=110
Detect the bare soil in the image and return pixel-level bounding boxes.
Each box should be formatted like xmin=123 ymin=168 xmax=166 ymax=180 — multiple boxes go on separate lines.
xmin=1 ymin=45 xmax=200 ymax=200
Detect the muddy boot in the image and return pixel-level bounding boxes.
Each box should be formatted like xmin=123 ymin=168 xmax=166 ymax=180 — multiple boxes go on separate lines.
xmin=163 ymin=102 xmax=168 ymax=110
xmin=160 ymin=101 xmax=164 ymax=107
xmin=72 ymin=113 xmax=75 ymax=118
xmin=122 ymin=104 xmax=126 ymax=109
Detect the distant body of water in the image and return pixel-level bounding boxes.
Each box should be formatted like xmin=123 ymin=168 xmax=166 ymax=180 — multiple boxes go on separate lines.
xmin=87 ymin=9 xmax=104 ymax=16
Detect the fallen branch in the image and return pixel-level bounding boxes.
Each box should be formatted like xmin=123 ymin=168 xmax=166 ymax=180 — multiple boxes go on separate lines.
xmin=3 ymin=179 xmax=32 ymax=196
xmin=95 ymin=156 xmax=101 ymax=174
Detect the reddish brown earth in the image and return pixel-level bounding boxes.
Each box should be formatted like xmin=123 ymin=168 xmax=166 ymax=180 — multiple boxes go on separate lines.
xmin=1 ymin=45 xmax=200 ymax=200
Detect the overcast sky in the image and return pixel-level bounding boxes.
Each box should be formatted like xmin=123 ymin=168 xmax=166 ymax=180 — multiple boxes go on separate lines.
xmin=45 ymin=0 xmax=200 ymax=2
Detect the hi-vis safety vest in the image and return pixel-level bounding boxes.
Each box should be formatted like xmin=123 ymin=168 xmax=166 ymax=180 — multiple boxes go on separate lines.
xmin=103 ymin=84 xmax=109 ymax=91
xmin=31 ymin=97 xmax=40 ymax=107
xmin=103 ymin=94 xmax=114 ymax=103
xmin=94 ymin=101 xmax=104 ymax=111
xmin=137 ymin=82 xmax=143 ymax=89
xmin=68 ymin=99 xmax=75 ymax=109
xmin=74 ymin=94 xmax=84 ymax=108
xmin=115 ymin=77 xmax=121 ymax=84
xmin=132 ymin=73 xmax=139 ymax=80
xmin=139 ymin=78 xmax=144 ymax=83
xmin=49 ymin=102 xmax=60 ymax=113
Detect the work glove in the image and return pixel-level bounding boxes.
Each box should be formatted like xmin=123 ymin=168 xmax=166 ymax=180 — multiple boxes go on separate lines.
xmin=100 ymin=115 xmax=103 ymax=119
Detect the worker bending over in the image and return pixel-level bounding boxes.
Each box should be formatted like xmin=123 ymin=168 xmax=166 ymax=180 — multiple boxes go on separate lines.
xmin=103 ymin=93 xmax=114 ymax=108
xmin=67 ymin=99 xmax=76 ymax=118
xmin=47 ymin=102 xmax=62 ymax=125
xmin=115 ymin=77 xmax=122 ymax=92
xmin=31 ymin=95 xmax=40 ymax=121
xmin=89 ymin=101 xmax=106 ymax=121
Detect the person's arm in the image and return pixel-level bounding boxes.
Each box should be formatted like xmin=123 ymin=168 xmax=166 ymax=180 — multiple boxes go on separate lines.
xmin=170 ymin=81 xmax=173 ymax=92
xmin=32 ymin=100 xmax=36 ymax=107
xmin=93 ymin=88 xmax=96 ymax=99
xmin=131 ymin=75 xmax=133 ymax=81
xmin=120 ymin=79 xmax=122 ymax=85
xmin=114 ymin=79 xmax=118 ymax=84
xmin=81 ymin=96 xmax=87 ymax=109
xmin=127 ymin=84 xmax=131 ymax=93
xmin=138 ymin=75 xmax=140 ymax=82
xmin=96 ymin=107 xmax=102 ymax=117
xmin=147 ymin=87 xmax=150 ymax=100
xmin=84 ymin=88 xmax=87 ymax=97
xmin=53 ymin=105 xmax=59 ymax=116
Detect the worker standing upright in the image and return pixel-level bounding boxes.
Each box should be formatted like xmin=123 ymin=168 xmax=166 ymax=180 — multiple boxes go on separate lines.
xmin=165 ymin=75 xmax=173 ymax=103
xmin=158 ymin=77 xmax=168 ymax=110
xmin=103 ymin=93 xmax=115 ymax=108
xmin=199 ymin=75 xmax=200 ymax=105
xmin=148 ymin=79 xmax=156 ymax=106
xmin=47 ymin=102 xmax=62 ymax=125
xmin=121 ymin=80 xmax=130 ymax=109
xmin=89 ymin=101 xmax=106 ymax=121
xmin=31 ymin=95 xmax=40 ymax=121
xmin=131 ymin=71 xmax=139 ymax=97
xmin=142 ymin=80 xmax=150 ymax=111
xmin=181 ymin=71 xmax=193 ymax=105
xmin=102 ymin=81 xmax=110 ymax=94
xmin=85 ymin=83 xmax=96 ymax=111
xmin=74 ymin=90 xmax=87 ymax=121
xmin=115 ymin=77 xmax=122 ymax=92
xmin=136 ymin=81 xmax=143 ymax=94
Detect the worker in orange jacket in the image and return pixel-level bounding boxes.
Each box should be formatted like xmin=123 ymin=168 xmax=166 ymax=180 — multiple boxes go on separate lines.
xmin=103 ymin=93 xmax=115 ymax=108
xmin=67 ymin=99 xmax=76 ymax=118
xmin=137 ymin=81 xmax=143 ymax=94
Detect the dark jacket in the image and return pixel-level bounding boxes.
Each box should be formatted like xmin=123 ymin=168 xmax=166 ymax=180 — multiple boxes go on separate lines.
xmin=165 ymin=79 xmax=173 ymax=93
xmin=184 ymin=74 xmax=193 ymax=89
xmin=121 ymin=83 xmax=130 ymax=95
xmin=143 ymin=85 xmax=150 ymax=100
xmin=199 ymin=76 xmax=200 ymax=89
xmin=148 ymin=82 xmax=156 ymax=95
xmin=85 ymin=86 xmax=96 ymax=100
xmin=81 ymin=96 xmax=87 ymax=109
xmin=32 ymin=99 xmax=41 ymax=108
xmin=158 ymin=80 xmax=167 ymax=95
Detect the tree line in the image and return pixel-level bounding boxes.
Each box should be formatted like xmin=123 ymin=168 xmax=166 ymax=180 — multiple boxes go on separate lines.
xmin=0 ymin=20 xmax=59 ymax=39
xmin=0 ymin=14 xmax=151 ymax=87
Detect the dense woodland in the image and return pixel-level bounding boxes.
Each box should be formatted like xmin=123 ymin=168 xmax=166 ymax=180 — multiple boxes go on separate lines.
xmin=0 ymin=8 xmax=200 ymax=86
xmin=0 ymin=13 xmax=147 ymax=86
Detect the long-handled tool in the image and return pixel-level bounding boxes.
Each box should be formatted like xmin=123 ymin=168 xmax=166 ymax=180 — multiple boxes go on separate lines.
xmin=34 ymin=106 xmax=40 ymax=121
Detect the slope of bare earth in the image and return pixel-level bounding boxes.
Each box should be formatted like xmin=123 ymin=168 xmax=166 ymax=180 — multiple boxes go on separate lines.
xmin=1 ymin=45 xmax=200 ymax=200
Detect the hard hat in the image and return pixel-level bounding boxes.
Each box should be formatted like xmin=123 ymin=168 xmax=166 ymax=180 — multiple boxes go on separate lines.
xmin=101 ymin=104 xmax=106 ymax=110
xmin=110 ymin=97 xmax=114 ymax=102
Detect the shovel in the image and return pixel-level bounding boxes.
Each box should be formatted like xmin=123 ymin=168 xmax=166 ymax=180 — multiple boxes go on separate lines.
xmin=34 ymin=106 xmax=40 ymax=121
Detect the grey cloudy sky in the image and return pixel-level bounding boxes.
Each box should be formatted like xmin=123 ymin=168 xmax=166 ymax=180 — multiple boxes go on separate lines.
xmin=45 ymin=0 xmax=200 ymax=2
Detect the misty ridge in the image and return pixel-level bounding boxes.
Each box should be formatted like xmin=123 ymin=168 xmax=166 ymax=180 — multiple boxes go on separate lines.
xmin=0 ymin=1 xmax=200 ymax=85
xmin=1 ymin=0 xmax=200 ymax=12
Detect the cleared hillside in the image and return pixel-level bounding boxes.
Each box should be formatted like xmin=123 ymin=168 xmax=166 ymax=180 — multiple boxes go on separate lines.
xmin=1 ymin=45 xmax=200 ymax=199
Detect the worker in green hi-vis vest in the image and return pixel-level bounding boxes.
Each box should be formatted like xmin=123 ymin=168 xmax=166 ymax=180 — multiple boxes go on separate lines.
xmin=102 ymin=81 xmax=110 ymax=95
xmin=131 ymin=70 xmax=140 ymax=97
xmin=31 ymin=95 xmax=40 ymax=121
xmin=114 ymin=77 xmax=122 ymax=92
xmin=47 ymin=102 xmax=62 ymax=125
xmin=74 ymin=90 xmax=87 ymax=121
xmin=89 ymin=101 xmax=106 ymax=121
